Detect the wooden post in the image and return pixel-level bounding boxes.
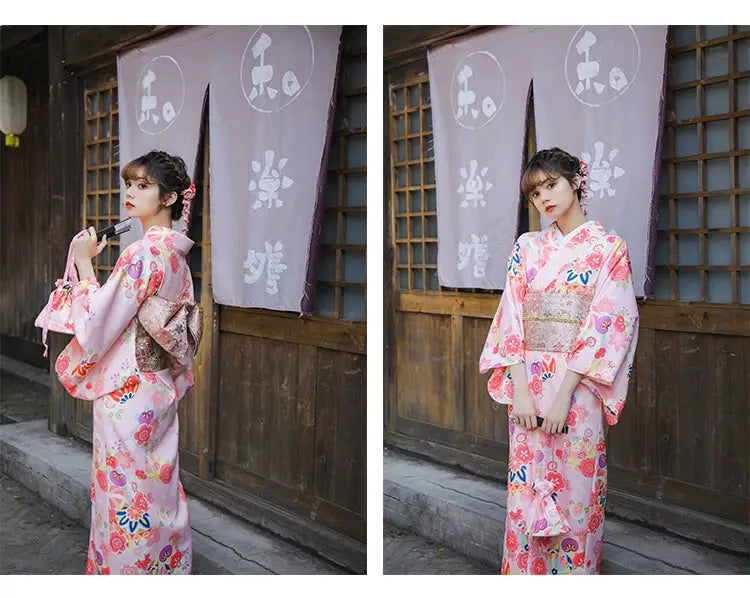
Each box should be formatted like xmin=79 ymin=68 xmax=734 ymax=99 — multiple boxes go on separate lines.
xmin=47 ymin=26 xmax=81 ymax=437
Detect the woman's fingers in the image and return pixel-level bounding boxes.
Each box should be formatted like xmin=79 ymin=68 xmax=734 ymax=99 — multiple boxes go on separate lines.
xmin=97 ymin=234 xmax=107 ymax=254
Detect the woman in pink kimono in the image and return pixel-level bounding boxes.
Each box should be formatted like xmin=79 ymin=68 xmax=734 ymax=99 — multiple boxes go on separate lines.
xmin=479 ymin=147 xmax=639 ymax=574
xmin=54 ymin=150 xmax=201 ymax=574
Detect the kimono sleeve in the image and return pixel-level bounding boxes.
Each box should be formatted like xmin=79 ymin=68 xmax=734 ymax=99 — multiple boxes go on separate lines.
xmin=69 ymin=240 xmax=166 ymax=360
xmin=478 ymin=236 xmax=528 ymax=404
xmin=566 ymin=238 xmax=639 ymax=424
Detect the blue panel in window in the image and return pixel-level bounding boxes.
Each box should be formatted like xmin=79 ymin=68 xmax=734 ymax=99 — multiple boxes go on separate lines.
xmin=703 ymin=44 xmax=729 ymax=78
xmin=677 ymin=198 xmax=699 ymax=228
xmin=707 ymin=196 xmax=731 ymax=228
xmin=652 ymin=269 xmax=671 ymax=300
xmin=738 ymin=117 xmax=750 ymax=150
xmin=706 ymin=158 xmax=730 ymax=191
xmin=678 ymin=270 xmax=701 ymax=301
xmin=675 ymin=162 xmax=699 ymax=193
xmin=343 ymin=250 xmax=366 ymax=283
xmin=705 ymin=83 xmax=729 ymax=115
xmin=737 ymin=38 xmax=750 ymax=72
xmin=741 ymin=272 xmax=750 ymax=304
xmin=705 ymin=119 xmax=730 ymax=153
xmin=672 ymin=26 xmax=697 ymax=47
xmin=675 ymin=125 xmax=698 ymax=156
xmin=344 ymin=212 xmax=366 ymax=244
xmin=678 ymin=234 xmax=700 ymax=264
xmin=673 ymin=51 xmax=697 ymax=84
xmin=674 ymin=88 xmax=697 ymax=121
xmin=656 ymin=231 xmax=670 ymax=264
xmin=347 ymin=134 xmax=366 ymax=169
xmin=703 ymin=26 xmax=728 ymax=40
xmin=739 ymin=196 xmax=750 ymax=226
xmin=348 ymin=95 xmax=366 ymax=130
xmin=347 ymin=173 xmax=366 ymax=207
xmin=707 ymin=233 xmax=731 ymax=265
xmin=707 ymin=271 xmax=731 ymax=303
xmin=316 ymin=285 xmax=335 ymax=317
xmin=342 ymin=287 xmax=365 ymax=321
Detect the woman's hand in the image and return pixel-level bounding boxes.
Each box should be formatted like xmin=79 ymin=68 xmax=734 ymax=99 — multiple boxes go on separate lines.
xmin=541 ymin=391 xmax=572 ymax=434
xmin=512 ymin=391 xmax=538 ymax=431
xmin=74 ymin=227 xmax=107 ymax=265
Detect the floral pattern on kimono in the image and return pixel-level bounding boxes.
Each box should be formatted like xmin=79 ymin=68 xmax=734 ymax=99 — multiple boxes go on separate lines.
xmin=479 ymin=220 xmax=639 ymax=575
xmin=55 ymin=226 xmax=198 ymax=575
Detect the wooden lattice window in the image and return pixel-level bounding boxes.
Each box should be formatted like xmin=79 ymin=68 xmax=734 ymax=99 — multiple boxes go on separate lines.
xmin=315 ymin=25 xmax=367 ymax=321
xmin=654 ymin=25 xmax=750 ymax=303
xmin=82 ymin=74 xmax=205 ymax=293
xmin=83 ymin=80 xmax=121 ymax=285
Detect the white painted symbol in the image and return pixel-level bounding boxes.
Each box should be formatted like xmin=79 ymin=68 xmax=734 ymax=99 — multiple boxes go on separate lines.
xmin=458 ymin=234 xmax=490 ymax=278
xmin=240 ymin=26 xmax=315 ymax=113
xmin=581 ymin=141 xmax=626 ymax=198
xmin=248 ymin=150 xmax=294 ymax=210
xmin=450 ymin=51 xmax=505 ymax=129
xmin=243 ymin=241 xmax=288 ymax=295
xmin=565 ymin=26 xmax=641 ymax=107
xmin=457 ymin=160 xmax=493 ymax=207
xmin=135 ymin=56 xmax=185 ymax=135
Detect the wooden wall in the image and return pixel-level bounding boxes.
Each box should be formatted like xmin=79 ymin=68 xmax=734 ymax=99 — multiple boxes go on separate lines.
xmin=0 ymin=30 xmax=50 ymax=368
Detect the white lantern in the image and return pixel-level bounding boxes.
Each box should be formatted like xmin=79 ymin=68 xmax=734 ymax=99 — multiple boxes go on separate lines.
xmin=0 ymin=75 xmax=28 ymax=147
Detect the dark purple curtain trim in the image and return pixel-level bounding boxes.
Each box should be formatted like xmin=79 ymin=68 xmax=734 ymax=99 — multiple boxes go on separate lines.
xmin=300 ymin=32 xmax=343 ymax=315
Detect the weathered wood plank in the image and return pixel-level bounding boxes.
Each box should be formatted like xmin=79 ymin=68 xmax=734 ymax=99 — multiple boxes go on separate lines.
xmin=220 ymin=307 xmax=365 ymax=354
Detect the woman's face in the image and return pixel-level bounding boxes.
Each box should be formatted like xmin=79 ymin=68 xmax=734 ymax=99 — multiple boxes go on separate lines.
xmin=527 ymin=171 xmax=581 ymax=220
xmin=123 ymin=167 xmax=172 ymax=219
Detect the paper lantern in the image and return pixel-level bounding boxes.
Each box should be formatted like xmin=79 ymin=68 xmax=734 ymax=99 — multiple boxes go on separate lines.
xmin=0 ymin=75 xmax=28 ymax=147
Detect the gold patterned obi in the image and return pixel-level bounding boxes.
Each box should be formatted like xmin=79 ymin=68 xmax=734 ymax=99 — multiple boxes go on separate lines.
xmin=522 ymin=290 xmax=593 ymax=353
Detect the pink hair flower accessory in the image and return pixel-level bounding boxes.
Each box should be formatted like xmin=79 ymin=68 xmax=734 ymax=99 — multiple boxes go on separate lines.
xmin=181 ymin=183 xmax=196 ymax=234
xmin=182 ymin=183 xmax=196 ymax=201
xmin=577 ymin=160 xmax=590 ymax=214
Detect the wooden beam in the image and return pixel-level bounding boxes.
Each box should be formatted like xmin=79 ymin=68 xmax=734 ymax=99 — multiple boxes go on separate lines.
xmin=219 ymin=307 xmax=366 ymax=355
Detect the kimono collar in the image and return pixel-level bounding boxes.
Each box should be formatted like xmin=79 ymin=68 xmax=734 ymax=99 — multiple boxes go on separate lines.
xmin=143 ymin=226 xmax=194 ymax=256
xmin=543 ymin=220 xmax=607 ymax=246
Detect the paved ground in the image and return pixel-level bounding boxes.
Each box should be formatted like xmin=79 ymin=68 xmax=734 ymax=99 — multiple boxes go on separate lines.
xmin=383 ymin=523 xmax=495 ymax=575
xmin=0 ymin=471 xmax=89 ymax=574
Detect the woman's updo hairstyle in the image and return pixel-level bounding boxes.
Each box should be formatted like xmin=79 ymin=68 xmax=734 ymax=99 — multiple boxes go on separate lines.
xmin=121 ymin=150 xmax=191 ymax=220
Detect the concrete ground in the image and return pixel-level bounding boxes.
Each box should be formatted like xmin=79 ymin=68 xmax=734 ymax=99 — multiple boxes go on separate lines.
xmin=383 ymin=523 xmax=494 ymax=574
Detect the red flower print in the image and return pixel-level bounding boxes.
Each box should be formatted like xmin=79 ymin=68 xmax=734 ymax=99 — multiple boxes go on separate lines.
xmin=581 ymin=458 xmax=596 ymax=478
xmin=106 ymin=455 xmax=118 ymax=468
xmin=614 ymin=314 xmax=626 ymax=332
xmin=159 ymin=464 xmax=173 ymax=484
xmin=565 ymin=410 xmax=577 ymax=428
xmin=136 ymin=554 xmax=153 ymax=570
xmin=134 ymin=424 xmax=153 ymax=446
xmin=101 ymin=567 xmax=110 ymax=575
xmin=170 ymin=252 xmax=179 ymax=273
xmin=517 ymin=552 xmax=529 ymax=571
xmin=529 ymin=376 xmax=543 ymax=396
xmin=504 ymin=335 xmax=522 ymax=356
xmin=595 ymin=348 xmax=606 ymax=359
xmin=169 ymin=549 xmax=183 ymax=570
xmin=505 ymin=531 xmax=519 ymax=552
xmin=150 ymin=246 xmax=161 ymax=256
xmin=509 ymin=509 xmax=524 ymax=524
xmin=96 ymin=470 xmax=108 ymax=491
xmin=148 ymin=270 xmax=164 ymax=295
xmin=55 ymin=355 xmax=70 ymax=375
xmin=532 ymin=558 xmax=547 ymax=575
xmin=573 ymin=552 xmax=585 ymax=568
xmin=585 ymin=252 xmax=603 ymax=269
xmin=109 ymin=533 xmax=127 ymax=554
xmin=123 ymin=375 xmax=139 ymax=394
xmin=488 ymin=372 xmax=503 ymax=393
xmin=90 ymin=481 xmax=96 ymax=501
xmin=545 ymin=472 xmax=564 ymax=492
xmin=135 ymin=469 xmax=147 ymax=479
xmin=588 ymin=512 xmax=603 ymax=534
xmin=85 ymin=559 xmax=95 ymax=575
xmin=134 ymin=492 xmax=150 ymax=512
xmin=611 ymin=264 xmax=630 ymax=282
xmin=515 ymin=444 xmax=533 ymax=463
xmin=596 ymin=440 xmax=606 ymax=453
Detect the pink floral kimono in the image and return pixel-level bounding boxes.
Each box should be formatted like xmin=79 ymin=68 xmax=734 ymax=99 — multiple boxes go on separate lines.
xmin=479 ymin=220 xmax=639 ymax=575
xmin=54 ymin=226 xmax=202 ymax=575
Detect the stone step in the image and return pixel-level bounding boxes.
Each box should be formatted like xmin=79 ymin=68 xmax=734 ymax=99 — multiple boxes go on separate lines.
xmin=383 ymin=448 xmax=749 ymax=575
